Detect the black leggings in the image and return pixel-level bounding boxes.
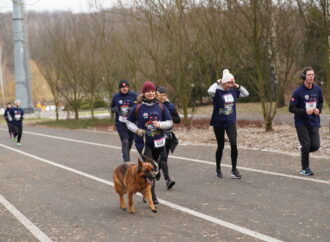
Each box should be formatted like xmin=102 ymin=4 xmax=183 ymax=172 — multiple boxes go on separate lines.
xmin=213 ymin=124 xmax=238 ymax=171
xmin=139 ymin=144 xmax=168 ymax=200
xmin=6 ymin=120 xmax=13 ymax=136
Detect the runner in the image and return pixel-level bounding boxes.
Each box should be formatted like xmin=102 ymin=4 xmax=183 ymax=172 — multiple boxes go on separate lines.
xmin=289 ymin=66 xmax=323 ymax=176
xmin=110 ymin=80 xmax=137 ymax=162
xmin=3 ymin=102 xmax=13 ymax=139
xmin=208 ymin=69 xmax=249 ymax=179
xmin=126 ymin=81 xmax=173 ymax=204
xmin=156 ymin=86 xmax=180 ymax=189
xmin=10 ymin=100 xmax=24 ymax=146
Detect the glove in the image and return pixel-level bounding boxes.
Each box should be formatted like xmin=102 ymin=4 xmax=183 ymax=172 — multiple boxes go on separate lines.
xmin=111 ymin=107 xmax=119 ymax=113
xmin=136 ymin=129 xmax=145 ymax=137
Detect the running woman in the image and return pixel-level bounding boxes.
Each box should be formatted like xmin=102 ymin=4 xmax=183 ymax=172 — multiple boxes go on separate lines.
xmin=10 ymin=100 xmax=24 ymax=146
xmin=208 ymin=69 xmax=249 ymax=179
xmin=289 ymin=66 xmax=323 ymax=176
xmin=126 ymin=81 xmax=173 ymax=204
xmin=3 ymin=102 xmax=13 ymax=138
xmin=156 ymin=86 xmax=180 ymax=189
xmin=110 ymin=80 xmax=137 ymax=162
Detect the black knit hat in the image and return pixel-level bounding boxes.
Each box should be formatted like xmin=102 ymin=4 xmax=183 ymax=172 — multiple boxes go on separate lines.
xmin=157 ymin=86 xmax=167 ymax=94
xmin=118 ymin=80 xmax=129 ymax=89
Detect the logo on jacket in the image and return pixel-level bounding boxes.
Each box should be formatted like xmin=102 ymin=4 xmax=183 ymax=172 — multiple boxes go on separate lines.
xmin=304 ymin=95 xmax=309 ymax=100
xmin=119 ymin=100 xmax=123 ymax=104
xmin=143 ymin=113 xmax=149 ymax=119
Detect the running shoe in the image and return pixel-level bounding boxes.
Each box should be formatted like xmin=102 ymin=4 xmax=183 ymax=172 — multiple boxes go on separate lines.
xmin=231 ymin=169 xmax=242 ymax=179
xmin=300 ymin=168 xmax=313 ymax=176
xmin=166 ymin=179 xmax=175 ymax=190
xmin=16 ymin=143 xmax=21 ymax=146
xmin=216 ymin=168 xmax=223 ymax=178
xmin=155 ymin=172 xmax=161 ymax=181
xmin=307 ymin=168 xmax=314 ymax=175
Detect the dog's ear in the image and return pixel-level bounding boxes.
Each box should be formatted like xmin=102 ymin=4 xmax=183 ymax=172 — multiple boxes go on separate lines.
xmin=138 ymin=157 xmax=143 ymax=172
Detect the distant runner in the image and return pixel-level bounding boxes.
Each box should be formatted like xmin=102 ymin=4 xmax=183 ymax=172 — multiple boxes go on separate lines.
xmin=110 ymin=80 xmax=137 ymax=162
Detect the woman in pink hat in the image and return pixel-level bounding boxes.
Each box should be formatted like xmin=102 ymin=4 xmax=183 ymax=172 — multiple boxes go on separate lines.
xmin=126 ymin=81 xmax=173 ymax=204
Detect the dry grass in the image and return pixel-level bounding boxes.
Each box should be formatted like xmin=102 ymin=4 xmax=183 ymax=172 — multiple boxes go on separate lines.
xmin=181 ymin=102 xmax=330 ymax=116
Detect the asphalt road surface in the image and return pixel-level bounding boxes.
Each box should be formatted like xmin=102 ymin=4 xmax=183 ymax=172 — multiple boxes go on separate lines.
xmin=0 ymin=125 xmax=329 ymax=242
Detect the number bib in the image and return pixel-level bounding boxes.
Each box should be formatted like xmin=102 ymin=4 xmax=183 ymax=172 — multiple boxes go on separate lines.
xmin=154 ymin=136 xmax=166 ymax=148
xmin=15 ymin=114 xmax=21 ymax=120
xmin=119 ymin=116 xmax=127 ymax=123
xmin=305 ymin=101 xmax=317 ymax=109
xmin=223 ymin=94 xmax=234 ymax=103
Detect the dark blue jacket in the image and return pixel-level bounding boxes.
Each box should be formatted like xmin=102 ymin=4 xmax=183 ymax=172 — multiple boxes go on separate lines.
xmin=210 ymin=88 xmax=240 ymax=128
xmin=110 ymin=91 xmax=137 ymax=130
xmin=127 ymin=101 xmax=172 ymax=150
xmin=289 ymin=84 xmax=323 ymax=128
xmin=10 ymin=107 xmax=24 ymax=124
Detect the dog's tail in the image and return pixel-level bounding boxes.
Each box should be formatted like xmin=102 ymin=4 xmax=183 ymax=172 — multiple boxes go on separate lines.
xmin=113 ymin=163 xmax=129 ymax=188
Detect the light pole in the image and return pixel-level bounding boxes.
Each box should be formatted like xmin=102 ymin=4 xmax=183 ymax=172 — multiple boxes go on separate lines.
xmin=0 ymin=43 xmax=6 ymax=108
xmin=12 ymin=0 xmax=34 ymax=112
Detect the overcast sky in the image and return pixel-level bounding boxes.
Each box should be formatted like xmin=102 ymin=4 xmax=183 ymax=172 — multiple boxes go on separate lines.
xmin=0 ymin=0 xmax=117 ymax=13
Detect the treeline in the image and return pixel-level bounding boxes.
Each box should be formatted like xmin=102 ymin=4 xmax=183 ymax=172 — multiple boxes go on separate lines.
xmin=0 ymin=0 xmax=329 ymax=130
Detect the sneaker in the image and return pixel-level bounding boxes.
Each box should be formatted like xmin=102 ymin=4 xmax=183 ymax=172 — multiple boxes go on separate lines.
xmin=231 ymin=169 xmax=241 ymax=179
xmin=216 ymin=168 xmax=223 ymax=178
xmin=16 ymin=143 xmax=21 ymax=146
xmin=153 ymin=199 xmax=159 ymax=205
xmin=166 ymin=179 xmax=175 ymax=190
xmin=155 ymin=172 xmax=161 ymax=181
xmin=307 ymin=168 xmax=314 ymax=175
xmin=300 ymin=168 xmax=313 ymax=176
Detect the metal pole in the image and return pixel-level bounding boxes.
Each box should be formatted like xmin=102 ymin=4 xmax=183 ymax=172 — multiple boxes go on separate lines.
xmin=12 ymin=0 xmax=34 ymax=112
xmin=0 ymin=43 xmax=6 ymax=108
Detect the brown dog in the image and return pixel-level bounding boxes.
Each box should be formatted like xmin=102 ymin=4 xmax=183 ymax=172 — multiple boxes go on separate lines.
xmin=113 ymin=157 xmax=157 ymax=214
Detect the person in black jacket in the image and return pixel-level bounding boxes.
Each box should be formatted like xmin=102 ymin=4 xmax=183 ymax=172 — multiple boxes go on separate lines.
xmin=3 ymin=102 xmax=13 ymax=138
xmin=10 ymin=100 xmax=24 ymax=146
xmin=110 ymin=80 xmax=137 ymax=162
xmin=156 ymin=86 xmax=180 ymax=189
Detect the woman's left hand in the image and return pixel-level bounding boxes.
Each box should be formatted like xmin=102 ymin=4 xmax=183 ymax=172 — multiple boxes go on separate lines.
xmin=152 ymin=121 xmax=160 ymax=128
xmin=232 ymin=79 xmax=239 ymax=88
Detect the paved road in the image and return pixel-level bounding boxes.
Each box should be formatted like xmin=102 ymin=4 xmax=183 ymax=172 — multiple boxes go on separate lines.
xmin=0 ymin=125 xmax=329 ymax=242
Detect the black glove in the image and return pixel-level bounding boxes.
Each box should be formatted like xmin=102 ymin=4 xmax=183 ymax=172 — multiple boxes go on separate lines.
xmin=111 ymin=106 xmax=119 ymax=113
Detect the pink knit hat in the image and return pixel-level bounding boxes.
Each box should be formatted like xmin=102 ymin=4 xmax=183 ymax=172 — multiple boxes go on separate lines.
xmin=141 ymin=81 xmax=156 ymax=93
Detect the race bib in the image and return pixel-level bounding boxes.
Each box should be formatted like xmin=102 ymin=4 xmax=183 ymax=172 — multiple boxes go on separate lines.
xmin=223 ymin=94 xmax=234 ymax=103
xmin=119 ymin=116 xmax=127 ymax=123
xmin=305 ymin=101 xmax=317 ymax=109
xmin=154 ymin=136 xmax=166 ymax=148
xmin=15 ymin=114 xmax=21 ymax=120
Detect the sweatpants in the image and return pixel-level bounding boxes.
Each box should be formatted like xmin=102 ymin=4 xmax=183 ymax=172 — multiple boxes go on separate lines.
xmin=117 ymin=128 xmax=134 ymax=162
xmin=296 ymin=126 xmax=320 ymax=170
xmin=213 ymin=124 xmax=238 ymax=171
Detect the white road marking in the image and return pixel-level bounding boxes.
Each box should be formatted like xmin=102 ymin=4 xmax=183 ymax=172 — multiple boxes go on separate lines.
xmin=13 ymin=129 xmax=330 ymax=185
xmin=0 ymin=194 xmax=53 ymax=242
xmin=0 ymin=144 xmax=282 ymax=242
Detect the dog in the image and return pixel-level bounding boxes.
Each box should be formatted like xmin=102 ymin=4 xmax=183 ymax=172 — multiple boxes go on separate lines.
xmin=113 ymin=156 xmax=158 ymax=214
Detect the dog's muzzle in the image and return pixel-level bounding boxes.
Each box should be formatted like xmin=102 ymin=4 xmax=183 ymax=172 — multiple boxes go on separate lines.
xmin=144 ymin=175 xmax=155 ymax=185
